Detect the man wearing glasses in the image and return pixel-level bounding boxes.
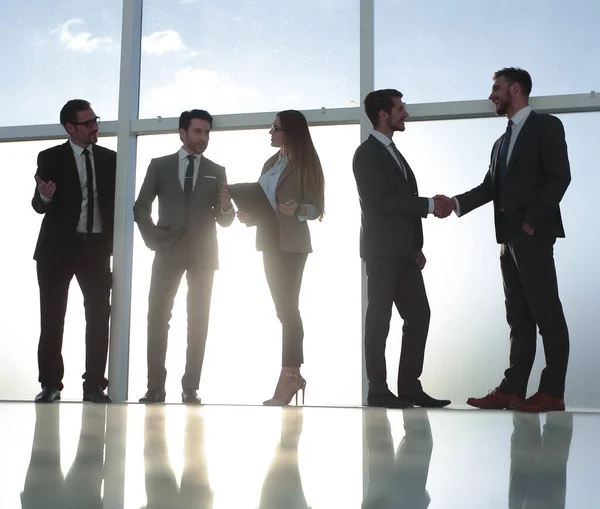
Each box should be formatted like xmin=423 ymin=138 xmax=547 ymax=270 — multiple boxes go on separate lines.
xmin=32 ymin=99 xmax=116 ymax=403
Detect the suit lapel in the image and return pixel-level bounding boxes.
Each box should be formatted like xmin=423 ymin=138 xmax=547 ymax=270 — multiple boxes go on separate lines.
xmin=166 ymin=153 xmax=185 ymax=199
xmin=62 ymin=141 xmax=83 ymax=202
xmin=370 ymin=136 xmax=413 ymax=189
xmin=506 ymin=111 xmax=536 ymax=174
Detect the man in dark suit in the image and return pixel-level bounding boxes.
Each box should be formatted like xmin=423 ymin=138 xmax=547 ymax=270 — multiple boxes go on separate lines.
xmin=352 ymin=89 xmax=451 ymax=409
xmin=32 ymin=99 xmax=115 ymax=404
xmin=134 ymin=109 xmax=234 ymax=404
xmin=440 ymin=68 xmax=571 ymax=412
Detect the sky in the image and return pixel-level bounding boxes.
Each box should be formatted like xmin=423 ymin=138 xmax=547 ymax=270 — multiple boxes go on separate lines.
xmin=1 ymin=0 xmax=599 ymax=507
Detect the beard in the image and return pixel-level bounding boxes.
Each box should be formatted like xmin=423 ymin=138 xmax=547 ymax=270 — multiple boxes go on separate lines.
xmin=495 ymin=90 xmax=513 ymax=116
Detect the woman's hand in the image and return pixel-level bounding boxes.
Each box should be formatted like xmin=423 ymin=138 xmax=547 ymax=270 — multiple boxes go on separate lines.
xmin=278 ymin=199 xmax=299 ymax=216
xmin=237 ymin=210 xmax=252 ymax=224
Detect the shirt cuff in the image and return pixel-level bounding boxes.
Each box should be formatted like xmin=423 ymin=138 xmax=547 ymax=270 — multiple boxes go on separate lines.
xmin=453 ymin=197 xmax=462 ymax=216
xmin=296 ymin=203 xmax=317 ymax=222
xmin=427 ymin=198 xmax=434 ymax=214
xmin=221 ymin=203 xmax=234 ymax=214
xmin=40 ymin=194 xmax=52 ymax=204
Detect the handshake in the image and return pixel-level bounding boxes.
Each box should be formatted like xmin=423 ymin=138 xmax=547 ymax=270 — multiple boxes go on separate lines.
xmin=432 ymin=195 xmax=456 ymax=218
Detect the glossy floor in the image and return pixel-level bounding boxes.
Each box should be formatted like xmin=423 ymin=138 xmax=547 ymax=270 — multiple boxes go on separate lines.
xmin=2 ymin=402 xmax=598 ymax=508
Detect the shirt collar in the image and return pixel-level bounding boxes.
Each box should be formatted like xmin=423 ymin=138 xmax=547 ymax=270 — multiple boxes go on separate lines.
xmin=371 ymin=129 xmax=394 ymax=147
xmin=179 ymin=147 xmax=202 ymax=162
xmin=510 ymin=105 xmax=533 ymax=126
xmin=69 ymin=139 xmax=93 ymax=157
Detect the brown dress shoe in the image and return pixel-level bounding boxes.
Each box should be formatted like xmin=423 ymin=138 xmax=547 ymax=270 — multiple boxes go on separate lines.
xmin=509 ymin=392 xmax=565 ymax=412
xmin=466 ymin=387 xmax=523 ymax=409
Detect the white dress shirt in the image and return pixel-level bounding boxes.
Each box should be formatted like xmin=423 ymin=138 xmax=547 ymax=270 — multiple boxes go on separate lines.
xmin=40 ymin=140 xmax=103 ymax=233
xmin=178 ymin=147 xmax=233 ymax=214
xmin=178 ymin=147 xmax=202 ymax=190
xmin=453 ymin=105 xmax=533 ymax=216
xmin=371 ymin=130 xmax=434 ymax=214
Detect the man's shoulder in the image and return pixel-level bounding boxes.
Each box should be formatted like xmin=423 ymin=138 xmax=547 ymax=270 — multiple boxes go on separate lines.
xmin=354 ymin=135 xmax=379 ymax=158
xmin=93 ymin=144 xmax=117 ymax=157
xmin=150 ymin=152 xmax=178 ymax=166
xmin=38 ymin=141 xmax=70 ymax=159
xmin=202 ymin=156 xmax=225 ymax=173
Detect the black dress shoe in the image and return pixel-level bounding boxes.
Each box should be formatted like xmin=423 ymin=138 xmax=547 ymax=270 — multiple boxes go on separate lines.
xmin=367 ymin=391 xmax=414 ymax=409
xmin=83 ymin=387 xmax=112 ymax=403
xmin=182 ymin=389 xmax=202 ymax=405
xmin=139 ymin=389 xmax=166 ymax=403
xmin=400 ymin=390 xmax=451 ymax=408
xmin=35 ymin=387 xmax=61 ymax=403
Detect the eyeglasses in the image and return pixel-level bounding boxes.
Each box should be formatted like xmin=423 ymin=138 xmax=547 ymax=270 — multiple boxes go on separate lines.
xmin=71 ymin=117 xmax=100 ymax=129
xmin=270 ymin=124 xmax=283 ymax=132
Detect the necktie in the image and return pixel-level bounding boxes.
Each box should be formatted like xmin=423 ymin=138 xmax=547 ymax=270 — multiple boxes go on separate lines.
xmin=184 ymin=154 xmax=195 ymax=202
xmin=83 ymin=148 xmax=94 ymax=233
xmin=498 ymin=120 xmax=513 ymax=182
xmin=389 ymin=142 xmax=408 ymax=180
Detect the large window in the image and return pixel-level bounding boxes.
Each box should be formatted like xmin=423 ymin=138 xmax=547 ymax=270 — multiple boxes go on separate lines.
xmin=0 ymin=137 xmax=117 ymax=401
xmin=375 ymin=0 xmax=600 ymax=102
xmin=0 ymin=1 xmax=123 ymax=126
xmin=383 ymin=112 xmax=600 ymax=408
xmin=139 ymin=0 xmax=360 ymax=118
xmin=129 ymin=125 xmax=362 ymax=405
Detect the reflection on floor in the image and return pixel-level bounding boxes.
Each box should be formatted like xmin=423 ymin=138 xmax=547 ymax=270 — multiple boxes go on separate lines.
xmin=1 ymin=402 xmax=597 ymax=508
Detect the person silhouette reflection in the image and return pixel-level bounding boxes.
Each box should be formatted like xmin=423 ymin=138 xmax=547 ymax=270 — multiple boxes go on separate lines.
xmin=20 ymin=405 xmax=64 ymax=509
xmin=142 ymin=406 xmax=213 ymax=509
xmin=363 ymin=408 xmax=433 ymax=509
xmin=259 ymin=408 xmax=310 ymax=509
xmin=509 ymin=412 xmax=573 ymax=509
xmin=21 ymin=404 xmax=108 ymax=509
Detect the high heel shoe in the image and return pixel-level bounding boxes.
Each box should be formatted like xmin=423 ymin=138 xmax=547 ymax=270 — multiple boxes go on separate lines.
xmin=263 ymin=372 xmax=307 ymax=406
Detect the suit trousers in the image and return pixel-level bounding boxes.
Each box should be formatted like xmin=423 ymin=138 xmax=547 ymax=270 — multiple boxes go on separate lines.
xmin=262 ymin=247 xmax=308 ymax=367
xmin=364 ymin=255 xmax=431 ymax=396
xmin=36 ymin=234 xmax=111 ymax=391
xmin=146 ymin=251 xmax=215 ymax=391
xmin=498 ymin=228 xmax=569 ymax=399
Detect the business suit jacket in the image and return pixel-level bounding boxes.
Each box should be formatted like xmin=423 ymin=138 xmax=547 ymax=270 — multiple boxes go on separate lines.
xmin=353 ymin=135 xmax=429 ymax=259
xmin=455 ymin=111 xmax=571 ymax=243
xmin=32 ymin=142 xmax=116 ymax=265
xmin=256 ymin=152 xmax=322 ymax=254
xmin=134 ymin=152 xmax=233 ymax=270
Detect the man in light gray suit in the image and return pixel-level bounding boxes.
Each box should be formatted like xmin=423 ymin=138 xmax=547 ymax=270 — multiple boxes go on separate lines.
xmin=134 ymin=109 xmax=234 ymax=404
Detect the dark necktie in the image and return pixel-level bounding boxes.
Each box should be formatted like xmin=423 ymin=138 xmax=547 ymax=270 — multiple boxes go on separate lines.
xmin=184 ymin=154 xmax=195 ymax=202
xmin=389 ymin=142 xmax=408 ymax=180
xmin=83 ymin=148 xmax=94 ymax=233
xmin=498 ymin=120 xmax=514 ymax=182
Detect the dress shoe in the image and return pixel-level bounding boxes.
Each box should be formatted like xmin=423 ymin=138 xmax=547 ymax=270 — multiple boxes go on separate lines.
xmin=35 ymin=387 xmax=61 ymax=403
xmin=367 ymin=391 xmax=414 ymax=409
xmin=467 ymin=387 xmax=523 ymax=409
xmin=399 ymin=390 xmax=451 ymax=408
xmin=182 ymin=389 xmax=202 ymax=405
xmin=83 ymin=387 xmax=112 ymax=403
xmin=139 ymin=389 xmax=166 ymax=403
xmin=509 ymin=392 xmax=565 ymax=413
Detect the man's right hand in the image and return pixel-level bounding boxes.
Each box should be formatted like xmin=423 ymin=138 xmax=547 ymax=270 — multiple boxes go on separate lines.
xmin=433 ymin=195 xmax=455 ymax=218
xmin=35 ymin=175 xmax=56 ymax=199
xmin=237 ymin=210 xmax=252 ymax=224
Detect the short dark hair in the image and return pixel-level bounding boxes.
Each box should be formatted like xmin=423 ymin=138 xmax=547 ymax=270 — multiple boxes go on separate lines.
xmin=60 ymin=99 xmax=91 ymax=127
xmin=363 ymin=89 xmax=403 ymax=127
xmin=179 ymin=109 xmax=213 ymax=131
xmin=493 ymin=67 xmax=533 ymax=97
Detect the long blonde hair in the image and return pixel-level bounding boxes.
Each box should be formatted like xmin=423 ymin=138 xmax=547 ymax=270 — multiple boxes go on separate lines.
xmin=278 ymin=110 xmax=325 ymax=220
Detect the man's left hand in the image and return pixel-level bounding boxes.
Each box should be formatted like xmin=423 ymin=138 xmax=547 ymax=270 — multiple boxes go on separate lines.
xmin=220 ymin=181 xmax=233 ymax=211
xmin=521 ymin=222 xmax=535 ymax=236
xmin=416 ymin=251 xmax=427 ymax=270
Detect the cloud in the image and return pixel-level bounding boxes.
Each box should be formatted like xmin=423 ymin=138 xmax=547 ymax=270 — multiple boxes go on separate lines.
xmin=142 ymin=30 xmax=188 ymax=56
xmin=140 ymin=66 xmax=260 ymax=117
xmin=58 ymin=19 xmax=113 ymax=53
